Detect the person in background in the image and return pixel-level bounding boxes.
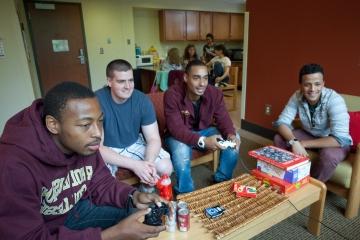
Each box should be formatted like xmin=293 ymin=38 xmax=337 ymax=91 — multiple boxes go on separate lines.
xmin=182 ymin=44 xmax=199 ymax=68
xmin=164 ymin=60 xmax=240 ymax=194
xmin=273 ymin=63 xmax=352 ymax=182
xmin=202 ymin=33 xmax=216 ymax=63
xmin=161 ymin=48 xmax=183 ymax=71
xmin=0 ymin=81 xmax=166 ymax=240
xmin=207 ymin=44 xmax=231 ymax=86
xmin=96 ymin=59 xmax=173 ymax=193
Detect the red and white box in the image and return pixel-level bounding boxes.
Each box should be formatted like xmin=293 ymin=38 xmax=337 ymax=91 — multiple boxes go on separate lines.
xmin=251 ymin=169 xmax=309 ymax=195
xmin=256 ymin=159 xmax=311 ymax=183
xmin=232 ymin=182 xmax=257 ymax=198
xmin=248 ymin=146 xmax=309 ymax=170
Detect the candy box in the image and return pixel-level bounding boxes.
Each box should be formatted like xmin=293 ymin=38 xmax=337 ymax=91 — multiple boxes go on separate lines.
xmin=249 ymin=146 xmax=309 ymax=170
xmin=204 ymin=205 xmax=225 ymax=219
xmin=251 ymin=169 xmax=309 ymax=195
xmin=256 ymin=160 xmax=311 ymax=183
xmin=232 ymin=182 xmax=257 ymax=198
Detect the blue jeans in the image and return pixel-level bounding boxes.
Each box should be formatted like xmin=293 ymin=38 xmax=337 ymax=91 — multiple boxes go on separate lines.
xmin=64 ymin=199 xmax=137 ymax=230
xmin=210 ymin=62 xmax=229 ymax=85
xmin=165 ymin=127 xmax=239 ymax=193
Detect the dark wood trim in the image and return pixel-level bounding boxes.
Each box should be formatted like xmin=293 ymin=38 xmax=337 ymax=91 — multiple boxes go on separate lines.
xmin=24 ymin=0 xmax=91 ymax=96
xmin=241 ymin=119 xmax=276 ymax=140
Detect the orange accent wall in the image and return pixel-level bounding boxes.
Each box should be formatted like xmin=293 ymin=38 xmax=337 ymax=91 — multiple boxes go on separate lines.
xmin=245 ymin=0 xmax=360 ymax=130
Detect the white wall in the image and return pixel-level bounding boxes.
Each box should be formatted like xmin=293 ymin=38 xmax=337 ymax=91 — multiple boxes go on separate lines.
xmin=81 ymin=0 xmax=136 ymax=90
xmin=0 ymin=0 xmax=35 ymax=134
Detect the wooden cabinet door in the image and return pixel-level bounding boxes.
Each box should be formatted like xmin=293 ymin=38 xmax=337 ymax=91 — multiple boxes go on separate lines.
xmin=212 ymin=12 xmax=230 ymax=40
xmin=199 ymin=12 xmax=212 ymax=40
xmin=230 ymin=13 xmax=244 ymax=40
xmin=186 ymin=11 xmax=199 ymax=40
xmin=159 ymin=10 xmax=186 ymax=41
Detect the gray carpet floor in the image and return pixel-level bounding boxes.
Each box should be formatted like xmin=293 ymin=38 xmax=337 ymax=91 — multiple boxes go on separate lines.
xmin=185 ymin=136 xmax=360 ymax=240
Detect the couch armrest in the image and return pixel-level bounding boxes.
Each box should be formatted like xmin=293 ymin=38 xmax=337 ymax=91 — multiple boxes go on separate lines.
xmin=352 ymin=143 xmax=360 ymax=174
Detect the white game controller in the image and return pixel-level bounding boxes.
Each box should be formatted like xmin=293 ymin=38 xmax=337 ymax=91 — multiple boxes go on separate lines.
xmin=217 ymin=139 xmax=236 ymax=148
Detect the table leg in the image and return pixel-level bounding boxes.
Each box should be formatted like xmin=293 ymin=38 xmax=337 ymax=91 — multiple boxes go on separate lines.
xmin=307 ymin=177 xmax=327 ymax=236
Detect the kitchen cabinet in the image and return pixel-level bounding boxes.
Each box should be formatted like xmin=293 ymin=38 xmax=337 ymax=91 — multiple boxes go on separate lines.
xmin=212 ymin=12 xmax=230 ymax=40
xmin=199 ymin=12 xmax=212 ymax=40
xmin=159 ymin=10 xmax=244 ymax=41
xmin=159 ymin=10 xmax=186 ymax=41
xmin=230 ymin=13 xmax=244 ymax=40
xmin=186 ymin=11 xmax=199 ymax=40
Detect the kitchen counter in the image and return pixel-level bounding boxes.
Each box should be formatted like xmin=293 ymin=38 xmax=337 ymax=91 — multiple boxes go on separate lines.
xmin=136 ymin=65 xmax=160 ymax=71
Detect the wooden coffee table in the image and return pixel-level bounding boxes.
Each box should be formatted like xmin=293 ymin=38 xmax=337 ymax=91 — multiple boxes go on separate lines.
xmin=154 ymin=177 xmax=326 ymax=240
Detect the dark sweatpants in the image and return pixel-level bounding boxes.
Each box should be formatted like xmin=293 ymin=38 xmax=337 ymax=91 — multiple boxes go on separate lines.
xmin=273 ymin=129 xmax=350 ymax=182
xmin=209 ymin=62 xmax=229 ymax=85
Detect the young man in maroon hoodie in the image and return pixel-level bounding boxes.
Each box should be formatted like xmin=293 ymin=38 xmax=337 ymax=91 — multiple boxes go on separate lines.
xmin=0 ymin=82 xmax=165 ymax=240
xmin=164 ymin=60 xmax=240 ymax=194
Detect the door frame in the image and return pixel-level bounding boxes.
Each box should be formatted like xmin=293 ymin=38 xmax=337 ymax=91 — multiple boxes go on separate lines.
xmin=24 ymin=0 xmax=92 ymax=96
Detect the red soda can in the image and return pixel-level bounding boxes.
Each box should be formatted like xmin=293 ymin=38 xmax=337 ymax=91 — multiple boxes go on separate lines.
xmin=177 ymin=201 xmax=188 ymax=210
xmin=177 ymin=208 xmax=190 ymax=232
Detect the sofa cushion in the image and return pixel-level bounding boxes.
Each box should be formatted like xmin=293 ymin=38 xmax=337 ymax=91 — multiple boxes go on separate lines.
xmin=349 ymin=111 xmax=360 ymax=152
xmin=148 ymin=92 xmax=166 ymax=138
xmin=329 ymin=156 xmax=354 ymax=189
xmin=309 ymin=150 xmax=353 ymax=188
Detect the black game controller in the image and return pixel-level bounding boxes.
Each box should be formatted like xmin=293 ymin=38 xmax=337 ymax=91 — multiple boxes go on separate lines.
xmin=143 ymin=202 xmax=169 ymax=226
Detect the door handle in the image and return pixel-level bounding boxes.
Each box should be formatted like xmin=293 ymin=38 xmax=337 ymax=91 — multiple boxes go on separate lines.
xmin=77 ymin=48 xmax=86 ymax=64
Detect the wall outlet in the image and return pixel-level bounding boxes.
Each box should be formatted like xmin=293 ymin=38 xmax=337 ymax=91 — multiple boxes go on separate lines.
xmin=265 ymin=104 xmax=272 ymax=115
xmin=99 ymin=47 xmax=104 ymax=54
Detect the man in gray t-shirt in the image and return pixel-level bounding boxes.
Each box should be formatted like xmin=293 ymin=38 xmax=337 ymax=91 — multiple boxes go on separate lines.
xmin=96 ymin=59 xmax=173 ymax=191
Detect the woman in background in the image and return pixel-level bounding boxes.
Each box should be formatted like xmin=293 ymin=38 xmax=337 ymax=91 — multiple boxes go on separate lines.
xmin=161 ymin=48 xmax=183 ymax=71
xmin=207 ymin=44 xmax=231 ymax=86
xmin=202 ymin=33 xmax=216 ymax=63
xmin=182 ymin=44 xmax=199 ymax=68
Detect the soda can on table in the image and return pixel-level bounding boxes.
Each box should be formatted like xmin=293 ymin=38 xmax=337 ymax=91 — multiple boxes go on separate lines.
xmin=177 ymin=208 xmax=190 ymax=232
xmin=166 ymin=201 xmax=177 ymax=232
xmin=177 ymin=201 xmax=188 ymax=211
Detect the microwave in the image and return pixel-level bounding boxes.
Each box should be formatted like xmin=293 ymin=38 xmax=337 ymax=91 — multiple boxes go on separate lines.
xmin=228 ymin=48 xmax=243 ymax=61
xmin=136 ymin=55 xmax=153 ymax=67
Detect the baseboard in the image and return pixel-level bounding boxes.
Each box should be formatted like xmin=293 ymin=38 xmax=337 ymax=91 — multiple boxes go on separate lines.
xmin=240 ymin=119 xmax=276 ymax=145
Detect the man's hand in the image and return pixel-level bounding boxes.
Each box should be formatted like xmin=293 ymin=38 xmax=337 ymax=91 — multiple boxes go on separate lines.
xmin=204 ymin=135 xmax=223 ymax=150
xmin=292 ymin=141 xmax=309 ymax=157
xmin=101 ymin=208 xmax=165 ymax=240
xmin=132 ymin=161 xmax=159 ymax=186
xmin=227 ymin=134 xmax=240 ymax=151
xmin=132 ymin=191 xmax=166 ymax=210
xmin=132 ymin=191 xmax=175 ymax=222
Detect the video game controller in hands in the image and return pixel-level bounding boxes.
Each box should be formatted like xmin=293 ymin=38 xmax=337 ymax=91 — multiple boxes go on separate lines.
xmin=217 ymin=138 xmax=236 ymax=149
xmin=143 ymin=202 xmax=169 ymax=226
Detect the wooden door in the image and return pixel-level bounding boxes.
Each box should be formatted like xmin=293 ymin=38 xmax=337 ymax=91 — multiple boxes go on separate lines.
xmin=199 ymin=12 xmax=212 ymax=40
xmin=186 ymin=11 xmax=199 ymax=40
xmin=230 ymin=13 xmax=244 ymax=40
xmin=212 ymin=12 xmax=230 ymax=40
xmin=26 ymin=2 xmax=90 ymax=95
xmin=159 ymin=10 xmax=186 ymax=41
